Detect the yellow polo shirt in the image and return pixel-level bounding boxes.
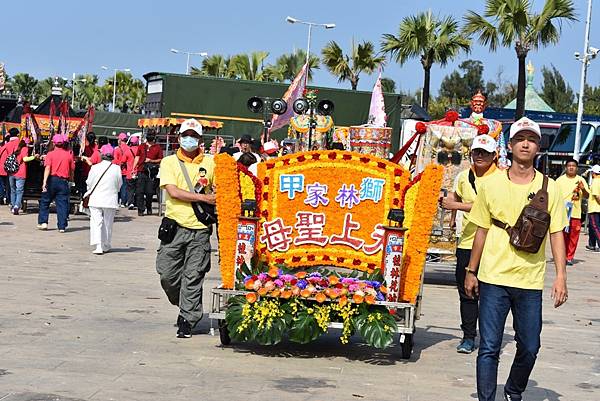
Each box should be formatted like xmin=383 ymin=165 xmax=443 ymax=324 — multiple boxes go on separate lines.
xmin=469 ymin=171 xmax=567 ymax=290
xmin=455 ymin=167 xmax=499 ymax=249
xmin=159 ymin=153 xmax=215 ymax=230
xmin=589 ymin=177 xmax=600 ymax=213
xmin=555 ymin=174 xmax=589 ymax=219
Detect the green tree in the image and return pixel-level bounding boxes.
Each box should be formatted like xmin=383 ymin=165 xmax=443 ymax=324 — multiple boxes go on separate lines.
xmin=463 ymin=0 xmax=576 ymax=118
xmin=381 ymin=11 xmax=470 ymax=112
xmin=229 ymin=51 xmax=270 ymax=81
xmin=540 ymin=65 xmax=575 ymax=113
xmin=321 ymin=40 xmax=384 ymax=90
xmin=190 ymin=55 xmax=234 ymax=78
xmin=275 ymin=49 xmax=320 ymax=82
xmin=582 ymin=84 xmax=600 ymax=115
xmin=10 ymin=73 xmax=38 ymax=101
xmin=380 ymin=77 xmax=396 ymax=93
xmin=439 ymin=59 xmax=485 ymax=101
xmin=101 ymin=71 xmax=145 ymax=113
xmin=72 ymin=74 xmax=102 ymax=109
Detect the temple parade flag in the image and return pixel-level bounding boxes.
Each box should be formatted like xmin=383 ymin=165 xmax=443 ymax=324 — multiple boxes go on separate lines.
xmin=268 ymin=63 xmax=308 ymax=137
xmin=367 ymin=71 xmax=386 ymax=127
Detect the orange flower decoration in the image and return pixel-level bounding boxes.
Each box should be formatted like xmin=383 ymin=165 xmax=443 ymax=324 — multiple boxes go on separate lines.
xmin=328 ymin=275 xmax=340 ymax=285
xmin=244 ymin=280 xmax=255 ymax=290
xmin=245 ymin=293 xmax=257 ymax=303
xmin=338 ymin=295 xmax=348 ymax=307
xmin=295 ymin=271 xmax=307 ymax=279
xmin=257 ymin=288 xmax=268 ymax=296
xmin=364 ymin=295 xmax=375 ymax=305
xmin=300 ymin=289 xmax=311 ymax=298
xmin=315 ymin=293 xmax=326 ymax=303
xmin=353 ymin=294 xmax=364 ymax=304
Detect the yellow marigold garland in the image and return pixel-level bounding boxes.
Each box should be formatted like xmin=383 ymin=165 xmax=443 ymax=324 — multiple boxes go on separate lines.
xmin=400 ymin=164 xmax=444 ymax=303
xmin=215 ymin=153 xmax=241 ymax=289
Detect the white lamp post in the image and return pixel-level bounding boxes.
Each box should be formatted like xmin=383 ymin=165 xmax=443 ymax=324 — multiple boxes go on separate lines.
xmin=285 ymin=16 xmax=335 ymax=67
xmin=170 ymin=48 xmax=208 ymax=74
xmin=573 ymin=0 xmax=597 ymax=161
xmin=101 ymin=66 xmax=131 ymax=112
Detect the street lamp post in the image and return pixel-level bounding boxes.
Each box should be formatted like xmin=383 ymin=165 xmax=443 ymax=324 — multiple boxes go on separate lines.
xmin=286 ymin=16 xmax=335 ymax=81
xmin=101 ymin=66 xmax=131 ymax=112
xmin=71 ymin=73 xmax=87 ymax=110
xmin=573 ymin=0 xmax=597 ymax=161
xmin=170 ymin=48 xmax=208 ymax=74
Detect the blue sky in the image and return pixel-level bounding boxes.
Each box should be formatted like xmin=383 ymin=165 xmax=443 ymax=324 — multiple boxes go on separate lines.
xmin=2 ymin=0 xmax=599 ymax=96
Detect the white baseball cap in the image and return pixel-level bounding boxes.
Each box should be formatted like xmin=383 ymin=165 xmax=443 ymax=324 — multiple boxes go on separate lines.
xmin=591 ymin=165 xmax=600 ymax=174
xmin=263 ymin=141 xmax=279 ymax=155
xmin=178 ymin=119 xmax=203 ymax=136
xmin=471 ymin=134 xmax=497 ymax=153
xmin=509 ymin=117 xmax=541 ymax=139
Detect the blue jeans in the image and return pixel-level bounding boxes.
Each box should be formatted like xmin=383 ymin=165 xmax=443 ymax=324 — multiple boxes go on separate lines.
xmin=0 ymin=175 xmax=10 ymax=203
xmin=477 ymin=282 xmax=542 ymax=401
xmin=119 ymin=175 xmax=127 ymax=205
xmin=9 ymin=176 xmax=25 ymax=209
xmin=38 ymin=176 xmax=70 ymax=230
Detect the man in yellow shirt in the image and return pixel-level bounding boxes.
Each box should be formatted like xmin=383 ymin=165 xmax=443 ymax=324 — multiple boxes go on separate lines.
xmin=588 ymin=165 xmax=600 ymax=251
xmin=155 ymin=119 xmax=216 ymax=338
xmin=465 ymin=117 xmax=568 ymax=401
xmin=556 ymin=159 xmax=589 ymax=264
xmin=442 ymin=134 xmax=499 ymax=354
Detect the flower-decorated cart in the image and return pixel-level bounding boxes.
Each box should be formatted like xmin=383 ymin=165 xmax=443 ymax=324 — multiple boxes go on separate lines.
xmin=209 ymin=150 xmax=443 ymax=358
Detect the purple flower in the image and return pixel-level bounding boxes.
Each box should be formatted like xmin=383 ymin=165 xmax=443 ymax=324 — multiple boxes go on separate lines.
xmin=308 ymin=272 xmax=322 ymax=278
xmin=280 ymin=274 xmax=294 ymax=283
xmin=243 ymin=275 xmax=252 ymax=283
xmin=376 ymin=292 xmax=385 ymax=301
xmin=273 ymin=279 xmax=284 ymax=287
xmin=341 ymin=278 xmax=357 ymax=285
xmin=348 ymin=284 xmax=359 ymax=293
xmin=257 ymin=273 xmax=268 ymax=281
xmin=296 ymin=279 xmax=308 ymax=289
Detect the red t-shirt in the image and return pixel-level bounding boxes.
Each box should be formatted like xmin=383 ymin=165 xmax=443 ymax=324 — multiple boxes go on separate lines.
xmin=113 ymin=144 xmax=135 ymax=179
xmin=2 ymin=140 xmax=29 ymax=179
xmin=135 ymin=143 xmax=163 ymax=173
xmin=82 ymin=145 xmax=101 ymax=177
xmin=45 ymin=148 xmax=75 ymax=179
xmin=0 ymin=139 xmax=19 ymax=176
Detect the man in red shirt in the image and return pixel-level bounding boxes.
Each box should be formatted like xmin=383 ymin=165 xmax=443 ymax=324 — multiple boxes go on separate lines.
xmin=133 ymin=131 xmax=163 ymax=215
xmin=113 ymin=133 xmax=134 ymax=207
xmin=0 ymin=129 xmax=19 ymax=205
xmin=38 ymin=134 xmax=75 ymax=232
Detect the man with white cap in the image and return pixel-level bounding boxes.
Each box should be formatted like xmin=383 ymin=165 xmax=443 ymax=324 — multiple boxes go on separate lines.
xmin=587 ymin=164 xmax=600 ymax=251
xmin=155 ymin=118 xmax=216 ymax=338
xmin=465 ymin=117 xmax=568 ymax=401
xmin=441 ymin=134 xmax=499 ymax=355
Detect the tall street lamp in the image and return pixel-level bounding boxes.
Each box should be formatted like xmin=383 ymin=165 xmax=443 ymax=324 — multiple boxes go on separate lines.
xmin=170 ymin=48 xmax=208 ymax=75
xmin=101 ymin=66 xmax=130 ymax=112
xmin=70 ymin=73 xmax=87 ymax=110
xmin=573 ymin=0 xmax=597 ymax=161
xmin=285 ymin=16 xmax=335 ymax=69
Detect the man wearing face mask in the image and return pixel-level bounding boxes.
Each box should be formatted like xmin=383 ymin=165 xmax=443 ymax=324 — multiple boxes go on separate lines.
xmin=155 ymin=119 xmax=216 ymax=338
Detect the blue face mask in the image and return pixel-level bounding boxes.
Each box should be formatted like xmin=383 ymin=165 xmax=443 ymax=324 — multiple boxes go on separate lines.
xmin=179 ymin=136 xmax=199 ymax=152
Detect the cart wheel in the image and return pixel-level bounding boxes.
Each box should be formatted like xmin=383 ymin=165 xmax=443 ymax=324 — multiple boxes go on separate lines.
xmin=218 ymin=319 xmax=231 ymax=346
xmin=400 ymin=333 xmax=413 ymax=359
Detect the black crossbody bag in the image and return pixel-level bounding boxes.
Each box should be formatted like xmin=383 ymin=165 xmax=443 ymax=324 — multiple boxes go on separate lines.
xmin=178 ymin=159 xmax=217 ymax=227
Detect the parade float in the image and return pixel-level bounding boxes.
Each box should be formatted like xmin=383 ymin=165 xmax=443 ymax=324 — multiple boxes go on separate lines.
xmin=210 ymin=147 xmax=443 ymax=358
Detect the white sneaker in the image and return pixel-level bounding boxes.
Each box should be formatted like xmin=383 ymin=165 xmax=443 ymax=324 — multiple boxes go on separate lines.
xmin=92 ymin=246 xmax=103 ymax=255
xmin=58 ymin=229 xmax=66 ymax=233
xmin=37 ymin=223 xmax=48 ymax=230
xmin=102 ymin=244 xmax=111 ymax=253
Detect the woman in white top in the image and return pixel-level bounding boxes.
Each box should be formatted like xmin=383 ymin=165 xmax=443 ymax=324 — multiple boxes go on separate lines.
xmin=85 ymin=145 xmax=123 ymax=254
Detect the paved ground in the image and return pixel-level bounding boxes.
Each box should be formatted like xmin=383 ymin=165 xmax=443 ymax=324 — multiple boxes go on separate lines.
xmin=0 ymin=206 xmax=598 ymax=401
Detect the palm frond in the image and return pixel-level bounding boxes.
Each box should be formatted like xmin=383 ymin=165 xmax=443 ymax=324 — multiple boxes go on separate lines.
xmin=463 ymin=11 xmax=500 ymax=51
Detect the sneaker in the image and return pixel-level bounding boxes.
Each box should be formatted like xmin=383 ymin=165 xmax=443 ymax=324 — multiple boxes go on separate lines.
xmin=37 ymin=223 xmax=48 ymax=230
xmin=567 ymin=259 xmax=574 ymax=266
xmin=586 ymin=245 xmax=598 ymax=252
xmin=12 ymin=207 xmax=19 ymax=215
xmin=457 ymin=338 xmax=475 ymax=354
xmin=503 ymin=390 xmax=522 ymax=401
xmin=102 ymin=244 xmax=111 ymax=253
xmin=92 ymin=246 xmax=103 ymax=255
xmin=58 ymin=229 xmax=66 ymax=233
xmin=176 ymin=315 xmax=192 ymax=338
xmin=119 ymin=204 xmax=126 ymax=208
xmin=128 ymin=204 xmax=136 ymax=210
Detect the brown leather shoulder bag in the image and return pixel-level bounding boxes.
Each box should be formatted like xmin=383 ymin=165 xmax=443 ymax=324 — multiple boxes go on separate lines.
xmin=492 ymin=174 xmax=550 ymax=254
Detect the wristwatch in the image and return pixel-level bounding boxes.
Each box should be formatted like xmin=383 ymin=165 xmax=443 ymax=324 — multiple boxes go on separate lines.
xmin=465 ymin=267 xmax=477 ymax=275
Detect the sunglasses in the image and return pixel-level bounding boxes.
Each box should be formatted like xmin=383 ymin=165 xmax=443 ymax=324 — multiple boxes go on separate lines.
xmin=437 ymin=151 xmax=462 ymax=165
xmin=471 ymin=149 xmax=494 ymax=157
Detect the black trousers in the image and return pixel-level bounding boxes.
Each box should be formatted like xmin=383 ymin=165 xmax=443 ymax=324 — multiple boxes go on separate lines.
xmin=136 ymin=172 xmax=154 ymax=214
xmin=126 ymin=178 xmax=137 ymax=206
xmin=456 ymin=247 xmax=479 ymax=340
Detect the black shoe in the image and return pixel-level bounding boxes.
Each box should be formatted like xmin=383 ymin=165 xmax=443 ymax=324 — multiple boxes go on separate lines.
xmin=503 ymin=391 xmax=521 ymax=401
xmin=567 ymin=259 xmax=574 ymax=266
xmin=138 ymin=211 xmax=144 ymax=216
xmin=586 ymin=245 xmax=598 ymax=251
xmin=128 ymin=204 xmax=136 ymax=210
xmin=177 ymin=316 xmax=192 ymax=338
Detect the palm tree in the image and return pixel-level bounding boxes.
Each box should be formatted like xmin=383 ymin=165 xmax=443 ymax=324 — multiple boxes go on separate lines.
xmin=10 ymin=73 xmax=38 ymax=101
xmin=191 ymin=55 xmax=234 ymax=78
xmin=101 ymin=71 xmax=145 ymax=113
xmin=463 ymin=0 xmax=576 ymax=118
xmin=381 ymin=11 xmax=470 ymax=111
xmin=321 ymin=40 xmax=384 ymax=90
xmin=275 ymin=49 xmax=320 ymax=82
xmin=229 ymin=51 xmax=270 ymax=81
xmin=380 ymin=77 xmax=397 ymax=93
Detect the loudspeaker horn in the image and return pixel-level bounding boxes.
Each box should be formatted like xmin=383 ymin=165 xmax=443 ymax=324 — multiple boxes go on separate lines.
xmin=270 ymin=98 xmax=288 ymax=115
xmin=292 ymin=98 xmax=309 ymax=114
xmin=247 ymin=97 xmax=263 ymax=113
xmin=317 ymin=99 xmax=334 ymax=115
